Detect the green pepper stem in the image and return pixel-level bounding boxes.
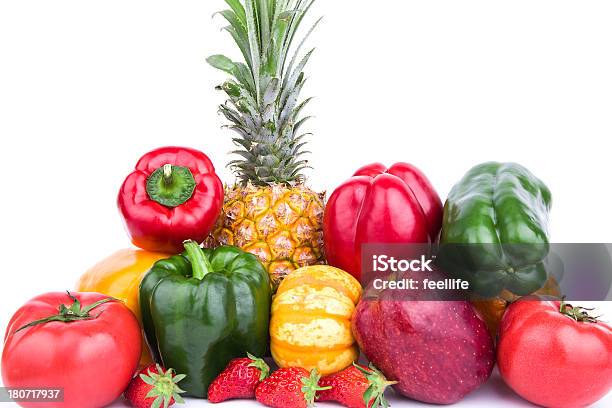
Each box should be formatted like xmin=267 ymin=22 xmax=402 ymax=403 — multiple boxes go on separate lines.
xmin=184 ymin=240 xmax=212 ymax=280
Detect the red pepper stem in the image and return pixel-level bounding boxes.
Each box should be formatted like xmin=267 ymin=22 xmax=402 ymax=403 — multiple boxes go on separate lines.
xmin=184 ymin=240 xmax=212 ymax=280
xmin=163 ymin=164 xmax=173 ymax=185
xmin=146 ymin=164 xmax=197 ymax=208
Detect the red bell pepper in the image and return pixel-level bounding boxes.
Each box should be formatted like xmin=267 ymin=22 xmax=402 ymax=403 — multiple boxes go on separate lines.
xmin=118 ymin=146 xmax=224 ymax=253
xmin=323 ymin=163 xmax=443 ymax=280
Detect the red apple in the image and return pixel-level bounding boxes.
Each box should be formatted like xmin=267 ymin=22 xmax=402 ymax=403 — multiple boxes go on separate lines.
xmin=352 ymin=288 xmax=494 ymax=404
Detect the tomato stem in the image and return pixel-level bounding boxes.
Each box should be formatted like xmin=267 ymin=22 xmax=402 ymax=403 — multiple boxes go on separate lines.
xmin=15 ymin=291 xmax=117 ymax=333
xmin=559 ymin=298 xmax=600 ymax=323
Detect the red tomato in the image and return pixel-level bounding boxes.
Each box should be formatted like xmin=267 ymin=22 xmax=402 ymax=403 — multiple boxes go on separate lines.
xmin=2 ymin=292 xmax=142 ymax=408
xmin=497 ymin=298 xmax=612 ymax=408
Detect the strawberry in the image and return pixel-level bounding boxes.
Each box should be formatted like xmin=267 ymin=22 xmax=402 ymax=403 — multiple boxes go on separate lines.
xmin=316 ymin=363 xmax=397 ymax=408
xmin=124 ymin=364 xmax=186 ymax=408
xmin=255 ymin=367 xmax=330 ymax=408
xmin=208 ymin=353 xmax=270 ymax=403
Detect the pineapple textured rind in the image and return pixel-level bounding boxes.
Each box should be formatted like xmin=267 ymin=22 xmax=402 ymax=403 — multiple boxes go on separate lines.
xmin=207 ymin=1 xmax=325 ymax=287
xmin=211 ymin=183 xmax=325 ymax=289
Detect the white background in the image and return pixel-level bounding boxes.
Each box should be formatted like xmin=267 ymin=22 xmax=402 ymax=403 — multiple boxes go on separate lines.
xmin=1 ymin=1 xmax=611 ymax=407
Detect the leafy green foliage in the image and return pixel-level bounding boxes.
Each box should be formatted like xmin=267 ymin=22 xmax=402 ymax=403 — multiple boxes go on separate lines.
xmin=208 ymin=0 xmax=320 ymax=185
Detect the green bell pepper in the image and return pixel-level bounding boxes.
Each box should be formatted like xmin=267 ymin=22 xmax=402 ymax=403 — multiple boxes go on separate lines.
xmin=139 ymin=241 xmax=271 ymax=398
xmin=439 ymin=162 xmax=552 ymax=297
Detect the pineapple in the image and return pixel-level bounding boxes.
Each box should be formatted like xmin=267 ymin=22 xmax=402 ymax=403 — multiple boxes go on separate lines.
xmin=207 ymin=0 xmax=325 ymax=289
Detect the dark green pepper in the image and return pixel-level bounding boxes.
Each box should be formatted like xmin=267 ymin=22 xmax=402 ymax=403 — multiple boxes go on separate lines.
xmin=439 ymin=162 xmax=552 ymax=297
xmin=140 ymin=241 xmax=271 ymax=398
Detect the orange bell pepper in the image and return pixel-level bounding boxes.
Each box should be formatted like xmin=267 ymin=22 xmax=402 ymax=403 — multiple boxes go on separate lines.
xmin=471 ymin=276 xmax=562 ymax=337
xmin=76 ymin=248 xmax=168 ymax=366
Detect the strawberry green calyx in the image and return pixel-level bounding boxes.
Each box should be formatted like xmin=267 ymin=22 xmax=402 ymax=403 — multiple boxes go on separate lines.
xmin=354 ymin=363 xmax=397 ymax=408
xmin=140 ymin=365 xmax=187 ymax=408
xmin=246 ymin=352 xmax=270 ymax=381
xmin=301 ymin=369 xmax=331 ymax=407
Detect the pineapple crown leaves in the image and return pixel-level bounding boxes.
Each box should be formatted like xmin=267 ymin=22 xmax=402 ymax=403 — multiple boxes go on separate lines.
xmin=301 ymin=369 xmax=331 ymax=407
xmin=139 ymin=364 xmax=187 ymax=408
xmin=246 ymin=352 xmax=271 ymax=381
xmin=207 ymin=0 xmax=321 ymax=186
xmin=353 ymin=363 xmax=398 ymax=408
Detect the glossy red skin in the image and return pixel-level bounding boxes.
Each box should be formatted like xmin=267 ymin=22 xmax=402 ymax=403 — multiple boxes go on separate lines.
xmin=497 ymin=299 xmax=612 ymax=408
xmin=208 ymin=357 xmax=264 ymax=403
xmin=352 ymin=292 xmax=494 ymax=404
xmin=323 ymin=163 xmax=442 ymax=280
xmin=255 ymin=367 xmax=310 ymax=408
xmin=124 ymin=364 xmax=175 ymax=408
xmin=2 ymin=292 xmax=142 ymax=408
xmin=317 ymin=364 xmax=370 ymax=408
xmin=118 ymin=146 xmax=224 ymax=253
